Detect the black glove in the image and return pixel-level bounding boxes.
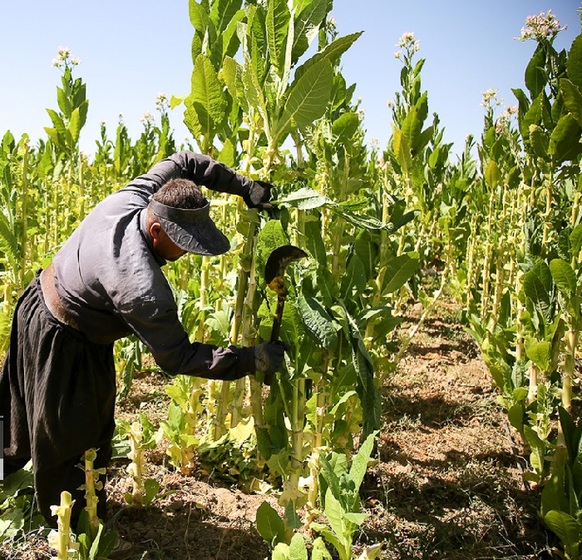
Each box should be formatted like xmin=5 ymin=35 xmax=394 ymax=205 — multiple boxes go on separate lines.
xmin=254 ymin=341 xmax=287 ymax=384
xmin=244 ymin=180 xmax=275 ymax=212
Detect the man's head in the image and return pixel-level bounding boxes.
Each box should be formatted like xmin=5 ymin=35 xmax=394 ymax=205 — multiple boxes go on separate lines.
xmin=146 ymin=178 xmax=230 ymax=260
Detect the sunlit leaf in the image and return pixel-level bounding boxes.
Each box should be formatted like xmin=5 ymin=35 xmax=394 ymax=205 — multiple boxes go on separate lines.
xmin=291 ymin=0 xmax=327 ymax=62
xmin=279 ymin=59 xmax=334 ymax=133
xmin=544 ymin=510 xmax=582 ymax=549
xmin=382 ymin=253 xmax=419 ymax=295
xmin=561 ymin=79 xmax=582 ymax=126
xmin=550 ymin=259 xmax=577 ymax=299
xmin=567 ymin=34 xmax=582 ymax=88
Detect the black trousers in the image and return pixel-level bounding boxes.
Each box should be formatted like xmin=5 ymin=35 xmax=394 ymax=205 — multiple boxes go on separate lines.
xmin=1 ymin=274 xmax=116 ymax=527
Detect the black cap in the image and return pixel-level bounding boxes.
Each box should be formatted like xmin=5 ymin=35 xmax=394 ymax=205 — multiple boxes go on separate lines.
xmin=149 ymin=198 xmax=230 ymax=256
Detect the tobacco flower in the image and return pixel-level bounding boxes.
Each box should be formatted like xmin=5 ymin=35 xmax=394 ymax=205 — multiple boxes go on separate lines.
xmin=517 ymin=10 xmax=567 ymax=43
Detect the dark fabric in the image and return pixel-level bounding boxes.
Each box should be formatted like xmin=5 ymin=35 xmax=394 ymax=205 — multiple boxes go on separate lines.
xmin=1 ymin=274 xmax=115 ymax=526
xmin=49 ymin=151 xmax=255 ymax=379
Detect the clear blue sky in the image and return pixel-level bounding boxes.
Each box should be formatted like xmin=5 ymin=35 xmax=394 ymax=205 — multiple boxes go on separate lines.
xmin=0 ymin=1 xmax=580 ymax=156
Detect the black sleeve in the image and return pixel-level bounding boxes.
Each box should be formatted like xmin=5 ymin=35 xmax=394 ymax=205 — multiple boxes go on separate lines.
xmin=170 ymin=151 xmax=254 ymax=199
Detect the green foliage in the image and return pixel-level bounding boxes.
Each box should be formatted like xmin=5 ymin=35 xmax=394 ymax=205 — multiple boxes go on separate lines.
xmin=311 ymin=432 xmax=379 ymax=560
xmin=75 ymin=513 xmax=118 ymax=560
xmin=3 ymin=6 xmax=580 ymax=560
xmin=0 ymin=465 xmax=44 ymax=542
xmin=541 ymin=408 xmax=582 ymax=560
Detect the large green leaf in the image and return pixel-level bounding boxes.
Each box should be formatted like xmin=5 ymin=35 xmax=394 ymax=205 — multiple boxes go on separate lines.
xmin=241 ymin=48 xmax=270 ymax=133
xmin=525 ymin=46 xmax=546 ymax=99
xmin=256 ymin=501 xmax=287 ymax=548
xmin=548 ymin=113 xmax=582 ymax=163
xmin=561 ymin=79 xmax=582 ymax=126
xmin=189 ymin=0 xmax=210 ymax=32
xmin=186 ymin=53 xmax=227 ymax=139
xmin=567 ymin=34 xmax=582 ymax=88
xmin=401 ymin=92 xmax=428 ymax=153
xmin=278 ymin=187 xmax=332 ymax=209
xmin=266 ymin=0 xmax=290 ymax=75
xmin=333 ymin=206 xmax=389 ymax=231
xmin=291 ymin=0 xmax=328 ymax=62
xmin=550 ymin=258 xmax=577 ymax=299
xmin=519 ymin=94 xmax=543 ymax=140
xmin=525 ymin=339 xmax=552 ymax=373
xmin=312 ymin=537 xmax=333 ymax=560
xmin=57 ymin=86 xmax=72 ymax=118
xmin=278 ymin=59 xmax=334 ymax=134
xmin=392 ymin=128 xmax=412 ymax=175
xmin=68 ymin=107 xmax=82 ymax=144
xmin=349 ymin=431 xmax=377 ymax=495
xmin=341 ymin=253 xmax=368 ymax=299
xmin=571 ymin=223 xmax=582 ymax=256
xmin=484 ymin=160 xmax=500 ymax=189
xmin=523 ymin=260 xmax=554 ymax=315
xmin=332 ymin=112 xmax=360 ymax=144
xmin=382 ymin=253 xmax=419 ymax=295
xmin=322 ymin=489 xmax=347 ymax=552
xmin=345 ymin=307 xmax=381 ymax=436
xmin=0 ymin=212 xmax=18 ymax=260
xmin=298 ymin=294 xmax=338 ymax=349
xmin=210 ymin=0 xmax=242 ymax=34
xmin=288 ymin=533 xmax=308 ymax=560
xmin=293 ymin=32 xmax=363 ymax=82
xmin=45 ymin=108 xmax=67 ymax=137
xmin=544 ymin=510 xmax=582 ymax=552
xmin=528 ymin=124 xmax=549 ymax=159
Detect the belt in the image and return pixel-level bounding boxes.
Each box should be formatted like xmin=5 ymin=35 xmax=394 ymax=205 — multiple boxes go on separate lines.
xmin=40 ymin=263 xmax=82 ymax=331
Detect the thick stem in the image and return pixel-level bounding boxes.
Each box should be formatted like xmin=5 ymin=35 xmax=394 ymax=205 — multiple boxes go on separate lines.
xmin=82 ymin=448 xmax=103 ymax=537
xmin=527 ymin=362 xmax=538 ymax=406
xmin=562 ymin=329 xmax=577 ymax=413
xmin=55 ymin=491 xmax=74 ymax=560
xmin=128 ymin=423 xmax=145 ymax=507
xmin=195 ymin=256 xmax=209 ymax=342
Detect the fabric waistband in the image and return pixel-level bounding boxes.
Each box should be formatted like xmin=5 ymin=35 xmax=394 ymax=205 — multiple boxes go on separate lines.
xmin=40 ymin=263 xmax=82 ymax=332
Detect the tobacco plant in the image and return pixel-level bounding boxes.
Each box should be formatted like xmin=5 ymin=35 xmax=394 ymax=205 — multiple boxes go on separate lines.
xmin=466 ymin=13 xmax=582 ymax=555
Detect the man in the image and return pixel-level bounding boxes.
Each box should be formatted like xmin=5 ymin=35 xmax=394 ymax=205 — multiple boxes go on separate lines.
xmin=0 ymin=150 xmax=286 ymax=527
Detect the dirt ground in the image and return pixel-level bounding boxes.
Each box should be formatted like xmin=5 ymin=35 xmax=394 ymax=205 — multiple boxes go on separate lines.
xmin=1 ymin=298 xmax=559 ymax=559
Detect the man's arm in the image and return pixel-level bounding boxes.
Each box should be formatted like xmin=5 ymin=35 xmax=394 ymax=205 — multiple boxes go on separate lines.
xmin=170 ymin=151 xmax=274 ymax=210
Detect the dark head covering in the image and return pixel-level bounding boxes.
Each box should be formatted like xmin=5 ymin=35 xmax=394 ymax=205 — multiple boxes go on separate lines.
xmin=148 ymin=197 xmax=230 ymax=256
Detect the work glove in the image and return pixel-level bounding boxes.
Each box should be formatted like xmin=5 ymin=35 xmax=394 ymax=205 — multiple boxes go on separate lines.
xmin=244 ymin=180 xmax=275 ymax=212
xmin=254 ymin=341 xmax=288 ymax=385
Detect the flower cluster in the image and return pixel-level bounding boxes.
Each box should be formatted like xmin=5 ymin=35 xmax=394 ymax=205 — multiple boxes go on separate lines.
xmin=155 ymin=93 xmax=169 ymax=112
xmin=51 ymin=46 xmax=80 ymax=69
xmin=396 ymin=32 xmax=420 ymax=56
xmin=517 ymin=10 xmax=567 ymax=42
xmin=495 ymin=105 xmax=518 ymax=135
xmin=481 ymin=88 xmax=502 ymax=109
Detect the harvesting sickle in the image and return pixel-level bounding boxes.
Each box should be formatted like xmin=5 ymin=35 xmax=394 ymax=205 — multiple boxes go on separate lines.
xmin=264 ymin=245 xmax=308 ymax=343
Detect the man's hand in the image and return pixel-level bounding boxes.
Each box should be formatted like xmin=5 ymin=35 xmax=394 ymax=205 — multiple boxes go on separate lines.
xmin=254 ymin=341 xmax=287 ymax=384
xmin=244 ymin=180 xmax=275 ymax=212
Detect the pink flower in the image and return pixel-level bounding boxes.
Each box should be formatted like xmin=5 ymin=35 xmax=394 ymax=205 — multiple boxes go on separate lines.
xmin=517 ymin=10 xmax=567 ymax=42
